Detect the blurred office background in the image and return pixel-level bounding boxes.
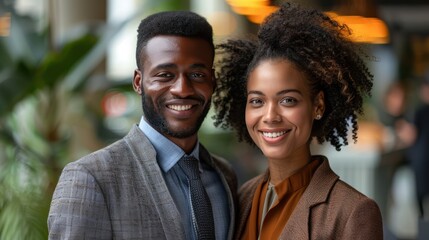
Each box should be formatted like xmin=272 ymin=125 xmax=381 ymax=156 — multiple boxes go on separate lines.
xmin=1 ymin=0 xmax=429 ymax=239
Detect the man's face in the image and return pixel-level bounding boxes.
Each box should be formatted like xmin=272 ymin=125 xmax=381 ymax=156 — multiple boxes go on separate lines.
xmin=133 ymin=36 xmax=215 ymax=145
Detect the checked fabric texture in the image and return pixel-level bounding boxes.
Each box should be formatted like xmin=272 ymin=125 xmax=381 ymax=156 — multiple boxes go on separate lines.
xmin=179 ymin=156 xmax=215 ymax=239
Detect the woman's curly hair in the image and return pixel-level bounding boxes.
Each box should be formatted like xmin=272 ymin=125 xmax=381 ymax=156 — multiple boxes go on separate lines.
xmin=212 ymin=2 xmax=373 ymax=151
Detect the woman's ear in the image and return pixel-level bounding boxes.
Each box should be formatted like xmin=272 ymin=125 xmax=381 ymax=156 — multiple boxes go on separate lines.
xmin=314 ymin=91 xmax=325 ymax=120
xmin=133 ymin=69 xmax=142 ymax=95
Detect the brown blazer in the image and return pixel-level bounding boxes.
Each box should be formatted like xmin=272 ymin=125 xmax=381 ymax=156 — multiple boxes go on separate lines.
xmin=235 ymin=156 xmax=383 ymax=240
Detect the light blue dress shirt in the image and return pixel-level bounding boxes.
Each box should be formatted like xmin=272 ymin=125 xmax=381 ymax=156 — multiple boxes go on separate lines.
xmin=138 ymin=117 xmax=230 ymax=240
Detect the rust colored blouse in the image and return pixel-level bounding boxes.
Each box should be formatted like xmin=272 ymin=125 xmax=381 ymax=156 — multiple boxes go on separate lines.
xmin=241 ymin=159 xmax=321 ymax=240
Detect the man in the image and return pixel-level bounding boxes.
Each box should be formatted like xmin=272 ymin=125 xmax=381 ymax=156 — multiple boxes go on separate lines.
xmin=48 ymin=11 xmax=237 ymax=240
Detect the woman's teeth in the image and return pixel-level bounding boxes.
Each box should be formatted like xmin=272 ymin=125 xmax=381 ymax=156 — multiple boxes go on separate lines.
xmin=262 ymin=131 xmax=287 ymax=138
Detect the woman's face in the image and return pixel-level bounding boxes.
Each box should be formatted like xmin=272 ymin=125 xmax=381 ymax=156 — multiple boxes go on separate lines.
xmin=245 ymin=59 xmax=324 ymax=161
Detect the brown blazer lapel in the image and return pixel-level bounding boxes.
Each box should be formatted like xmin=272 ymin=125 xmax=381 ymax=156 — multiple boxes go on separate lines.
xmin=235 ymin=171 xmax=268 ymax=239
xmin=280 ymin=157 xmax=338 ymax=239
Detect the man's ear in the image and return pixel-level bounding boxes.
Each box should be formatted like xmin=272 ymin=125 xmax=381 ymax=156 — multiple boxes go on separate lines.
xmin=133 ymin=69 xmax=142 ymax=95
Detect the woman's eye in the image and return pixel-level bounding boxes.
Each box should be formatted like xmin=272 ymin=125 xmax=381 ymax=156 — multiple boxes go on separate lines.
xmin=281 ymin=97 xmax=297 ymax=105
xmin=248 ymin=98 xmax=263 ymax=106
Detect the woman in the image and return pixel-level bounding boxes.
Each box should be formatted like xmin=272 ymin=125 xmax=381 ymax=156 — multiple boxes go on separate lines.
xmin=213 ymin=2 xmax=383 ymax=239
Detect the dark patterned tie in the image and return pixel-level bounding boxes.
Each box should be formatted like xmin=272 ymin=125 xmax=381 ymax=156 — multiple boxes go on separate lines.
xmin=178 ymin=156 xmax=215 ymax=239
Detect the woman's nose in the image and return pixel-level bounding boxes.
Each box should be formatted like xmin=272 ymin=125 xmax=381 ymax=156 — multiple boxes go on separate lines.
xmin=263 ymin=104 xmax=282 ymax=123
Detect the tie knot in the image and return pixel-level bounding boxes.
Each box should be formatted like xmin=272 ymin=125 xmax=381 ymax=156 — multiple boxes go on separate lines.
xmin=179 ymin=156 xmax=200 ymax=180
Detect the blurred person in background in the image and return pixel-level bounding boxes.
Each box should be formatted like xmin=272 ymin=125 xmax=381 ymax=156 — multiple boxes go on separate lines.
xmin=48 ymin=11 xmax=237 ymax=240
xmin=407 ymin=71 xmax=429 ymax=218
xmin=212 ymin=2 xmax=383 ymax=239
xmin=381 ymin=81 xmax=416 ymax=150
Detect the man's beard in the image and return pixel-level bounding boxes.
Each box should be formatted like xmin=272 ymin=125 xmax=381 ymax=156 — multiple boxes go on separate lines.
xmin=141 ymin=92 xmax=211 ymax=138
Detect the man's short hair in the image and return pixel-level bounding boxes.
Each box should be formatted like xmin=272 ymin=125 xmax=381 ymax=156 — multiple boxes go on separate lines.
xmin=135 ymin=11 xmax=214 ymax=69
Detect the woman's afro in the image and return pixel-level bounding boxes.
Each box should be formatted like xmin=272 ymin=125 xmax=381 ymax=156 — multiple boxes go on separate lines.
xmin=212 ymin=2 xmax=373 ymax=151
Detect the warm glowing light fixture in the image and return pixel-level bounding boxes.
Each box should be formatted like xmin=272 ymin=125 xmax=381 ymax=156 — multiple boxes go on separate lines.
xmin=226 ymin=0 xmax=389 ymax=44
xmin=0 ymin=12 xmax=11 ymax=37
xmin=327 ymin=0 xmax=389 ymax=44
xmin=326 ymin=12 xmax=389 ymax=44
xmin=226 ymin=0 xmax=278 ymax=24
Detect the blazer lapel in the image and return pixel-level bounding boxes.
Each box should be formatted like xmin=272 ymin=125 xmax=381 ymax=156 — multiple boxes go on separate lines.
xmin=125 ymin=125 xmax=185 ymax=239
xmin=235 ymin=170 xmax=269 ymax=239
xmin=280 ymin=157 xmax=338 ymax=239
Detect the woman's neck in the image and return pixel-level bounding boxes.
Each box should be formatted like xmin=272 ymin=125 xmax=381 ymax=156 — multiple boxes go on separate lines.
xmin=267 ymin=153 xmax=312 ymax=185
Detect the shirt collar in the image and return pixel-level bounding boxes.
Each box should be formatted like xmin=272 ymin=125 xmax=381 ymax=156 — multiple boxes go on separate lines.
xmin=138 ymin=117 xmax=200 ymax=172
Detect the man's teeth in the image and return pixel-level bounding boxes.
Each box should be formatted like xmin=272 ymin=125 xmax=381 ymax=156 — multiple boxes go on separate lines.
xmin=262 ymin=131 xmax=287 ymax=138
xmin=168 ymin=105 xmax=192 ymax=111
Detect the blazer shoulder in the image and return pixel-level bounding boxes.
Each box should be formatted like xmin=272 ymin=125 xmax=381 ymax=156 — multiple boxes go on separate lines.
xmin=328 ymin=180 xmax=383 ymax=239
xmin=316 ymin=178 xmax=382 ymax=225
xmin=332 ymin=179 xmax=377 ymax=203
xmin=64 ymin=125 xmax=154 ymax=175
xmin=69 ymin=137 xmax=129 ymax=169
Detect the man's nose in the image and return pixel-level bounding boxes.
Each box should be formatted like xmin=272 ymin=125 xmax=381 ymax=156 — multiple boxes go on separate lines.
xmin=170 ymin=74 xmax=194 ymax=97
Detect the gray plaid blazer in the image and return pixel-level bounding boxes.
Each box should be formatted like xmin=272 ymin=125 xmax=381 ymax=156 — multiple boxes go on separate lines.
xmin=48 ymin=125 xmax=237 ymax=239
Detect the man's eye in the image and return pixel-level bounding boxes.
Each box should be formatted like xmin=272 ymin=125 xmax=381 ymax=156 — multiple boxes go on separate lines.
xmin=189 ymin=72 xmax=205 ymax=79
xmin=156 ymin=72 xmax=174 ymax=78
